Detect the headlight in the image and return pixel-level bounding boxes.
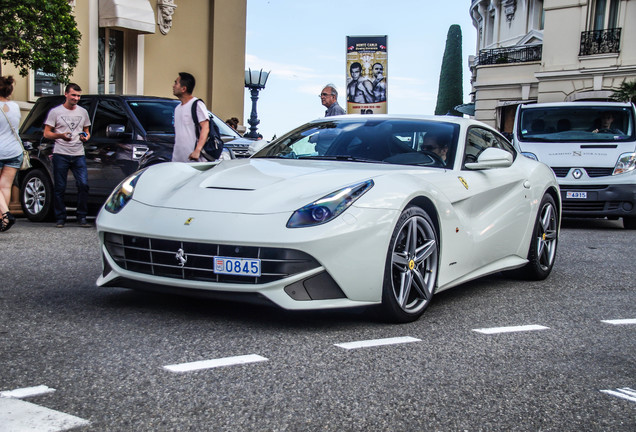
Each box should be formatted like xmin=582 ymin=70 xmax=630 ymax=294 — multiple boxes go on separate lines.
xmin=613 ymin=153 xmax=636 ymax=175
xmin=104 ymin=170 xmax=145 ymax=214
xmin=521 ymin=152 xmax=538 ymax=161
xmin=287 ymin=180 xmax=374 ymax=228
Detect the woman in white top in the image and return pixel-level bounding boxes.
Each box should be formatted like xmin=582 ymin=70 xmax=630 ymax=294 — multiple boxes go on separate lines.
xmin=0 ymin=76 xmax=23 ymax=232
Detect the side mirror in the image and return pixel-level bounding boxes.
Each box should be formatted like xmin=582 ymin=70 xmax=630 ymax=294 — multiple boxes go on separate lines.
xmin=465 ymin=147 xmax=513 ymax=170
xmin=106 ymin=124 xmax=131 ymax=138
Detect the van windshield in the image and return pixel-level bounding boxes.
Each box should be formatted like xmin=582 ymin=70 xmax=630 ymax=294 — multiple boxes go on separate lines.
xmin=518 ymin=106 xmax=635 ymax=143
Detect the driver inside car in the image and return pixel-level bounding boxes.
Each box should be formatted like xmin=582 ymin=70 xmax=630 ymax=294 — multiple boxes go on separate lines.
xmin=420 ymin=132 xmax=449 ymax=164
xmin=592 ymin=111 xmax=622 ymax=134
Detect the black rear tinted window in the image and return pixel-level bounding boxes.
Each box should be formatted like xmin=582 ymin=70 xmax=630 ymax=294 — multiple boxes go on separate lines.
xmin=20 ymin=96 xmax=65 ymax=136
xmin=127 ymin=100 xmax=179 ymax=134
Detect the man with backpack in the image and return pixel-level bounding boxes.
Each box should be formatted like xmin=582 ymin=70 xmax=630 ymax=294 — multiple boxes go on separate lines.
xmin=171 ymin=72 xmax=211 ymax=162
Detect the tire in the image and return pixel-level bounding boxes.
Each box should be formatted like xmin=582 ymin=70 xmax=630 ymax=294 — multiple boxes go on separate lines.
xmin=623 ymin=217 xmax=636 ymax=230
xmin=381 ymin=206 xmax=439 ymax=323
xmin=20 ymin=168 xmax=54 ymax=222
xmin=518 ymin=194 xmax=559 ymax=280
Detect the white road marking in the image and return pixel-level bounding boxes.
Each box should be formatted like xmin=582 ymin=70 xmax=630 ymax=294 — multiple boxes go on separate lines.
xmin=334 ymin=336 xmax=421 ymax=350
xmin=600 ymin=387 xmax=636 ymax=403
xmin=472 ymin=324 xmax=550 ymax=335
xmin=601 ymin=318 xmax=636 ymax=325
xmin=163 ymin=354 xmax=268 ymax=373
xmin=1 ymin=385 xmax=56 ymax=399
xmin=0 ymin=398 xmax=90 ymax=431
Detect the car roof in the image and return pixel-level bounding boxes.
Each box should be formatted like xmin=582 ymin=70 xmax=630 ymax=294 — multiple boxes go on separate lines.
xmin=308 ymin=114 xmax=492 ymax=129
xmin=519 ymin=101 xmax=635 ymax=109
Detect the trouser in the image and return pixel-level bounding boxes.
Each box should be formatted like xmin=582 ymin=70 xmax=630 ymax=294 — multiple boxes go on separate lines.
xmin=52 ymin=154 xmax=89 ymax=222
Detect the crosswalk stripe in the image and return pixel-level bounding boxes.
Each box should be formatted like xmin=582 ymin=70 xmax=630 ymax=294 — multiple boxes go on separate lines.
xmin=164 ymin=354 xmax=268 ymax=373
xmin=334 ymin=336 xmax=421 ymax=350
xmin=1 ymin=385 xmax=56 ymax=399
xmin=0 ymin=398 xmax=90 ymax=431
xmin=601 ymin=318 xmax=636 ymax=325
xmin=472 ymin=324 xmax=550 ymax=334
xmin=600 ymin=387 xmax=636 ymax=403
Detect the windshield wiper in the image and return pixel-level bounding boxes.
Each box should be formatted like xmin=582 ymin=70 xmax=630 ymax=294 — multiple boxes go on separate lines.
xmin=297 ymin=155 xmax=385 ymax=163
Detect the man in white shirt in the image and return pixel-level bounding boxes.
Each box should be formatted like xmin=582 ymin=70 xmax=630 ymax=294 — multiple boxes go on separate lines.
xmin=43 ymin=83 xmax=91 ymax=228
xmin=171 ymin=72 xmax=210 ymax=163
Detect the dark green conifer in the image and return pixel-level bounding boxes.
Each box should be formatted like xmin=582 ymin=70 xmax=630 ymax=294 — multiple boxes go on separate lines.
xmin=434 ymin=25 xmax=463 ymax=116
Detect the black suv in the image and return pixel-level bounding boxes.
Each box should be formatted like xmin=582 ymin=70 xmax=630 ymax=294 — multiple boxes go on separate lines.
xmin=17 ymin=95 xmax=244 ymax=221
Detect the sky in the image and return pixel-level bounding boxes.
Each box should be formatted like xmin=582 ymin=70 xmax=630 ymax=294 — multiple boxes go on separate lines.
xmin=243 ymin=0 xmax=478 ymax=141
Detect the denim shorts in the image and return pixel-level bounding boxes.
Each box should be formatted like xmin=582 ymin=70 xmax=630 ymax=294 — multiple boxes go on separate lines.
xmin=0 ymin=153 xmax=23 ymax=169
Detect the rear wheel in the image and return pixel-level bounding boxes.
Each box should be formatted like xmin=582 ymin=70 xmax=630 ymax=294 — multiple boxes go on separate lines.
xmin=20 ymin=169 xmax=54 ymax=222
xmin=381 ymin=207 xmax=439 ymax=323
xmin=519 ymin=194 xmax=559 ymax=280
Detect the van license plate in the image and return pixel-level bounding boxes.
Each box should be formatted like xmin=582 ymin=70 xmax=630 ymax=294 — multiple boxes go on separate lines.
xmin=214 ymin=256 xmax=261 ymax=276
xmin=566 ymin=191 xmax=587 ymax=199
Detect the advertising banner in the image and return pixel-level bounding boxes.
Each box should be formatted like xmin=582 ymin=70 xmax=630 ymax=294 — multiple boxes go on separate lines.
xmin=346 ymin=35 xmax=387 ymax=115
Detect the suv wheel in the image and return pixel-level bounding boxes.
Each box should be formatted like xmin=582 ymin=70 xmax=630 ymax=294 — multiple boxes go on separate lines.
xmin=624 ymin=217 xmax=636 ymax=230
xmin=20 ymin=169 xmax=54 ymax=222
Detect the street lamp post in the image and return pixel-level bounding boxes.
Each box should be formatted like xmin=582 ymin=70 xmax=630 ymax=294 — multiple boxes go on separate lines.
xmin=244 ymin=68 xmax=270 ymax=139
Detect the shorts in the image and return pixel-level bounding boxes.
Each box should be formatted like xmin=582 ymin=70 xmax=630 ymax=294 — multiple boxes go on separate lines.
xmin=0 ymin=153 xmax=23 ymax=169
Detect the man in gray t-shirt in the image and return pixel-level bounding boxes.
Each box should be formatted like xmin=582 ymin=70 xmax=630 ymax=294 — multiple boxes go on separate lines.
xmin=44 ymin=83 xmax=92 ymax=227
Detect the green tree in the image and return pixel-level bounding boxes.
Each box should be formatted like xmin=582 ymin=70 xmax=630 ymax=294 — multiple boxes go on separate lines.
xmin=434 ymin=25 xmax=463 ymax=116
xmin=611 ymin=79 xmax=636 ymax=103
xmin=0 ymin=0 xmax=81 ymax=84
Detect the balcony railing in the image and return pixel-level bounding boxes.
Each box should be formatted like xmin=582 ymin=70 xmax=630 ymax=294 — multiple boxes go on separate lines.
xmin=579 ymin=28 xmax=621 ymax=56
xmin=477 ymin=45 xmax=542 ymax=66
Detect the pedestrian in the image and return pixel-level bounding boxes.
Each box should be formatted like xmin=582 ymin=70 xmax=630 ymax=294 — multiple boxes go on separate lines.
xmin=225 ymin=117 xmax=239 ymax=131
xmin=43 ymin=83 xmax=92 ymax=228
xmin=172 ymin=72 xmax=210 ymax=162
xmin=320 ymin=84 xmax=345 ymax=117
xmin=0 ymin=76 xmax=22 ymax=232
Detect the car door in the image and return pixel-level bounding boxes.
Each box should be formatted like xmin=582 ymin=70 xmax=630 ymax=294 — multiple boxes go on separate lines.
xmin=85 ymin=98 xmax=136 ymax=197
xmin=453 ymin=127 xmax=533 ymax=271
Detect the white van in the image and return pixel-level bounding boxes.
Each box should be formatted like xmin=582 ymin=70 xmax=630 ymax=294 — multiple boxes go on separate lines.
xmin=512 ymin=101 xmax=636 ymax=229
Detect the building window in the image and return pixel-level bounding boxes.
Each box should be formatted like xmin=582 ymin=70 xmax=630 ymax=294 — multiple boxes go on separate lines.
xmin=592 ymin=0 xmax=619 ymax=30
xmin=486 ymin=10 xmax=495 ymax=46
xmin=98 ymin=28 xmax=124 ymax=94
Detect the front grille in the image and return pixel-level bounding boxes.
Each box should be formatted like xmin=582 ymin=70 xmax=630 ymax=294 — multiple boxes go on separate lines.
xmin=551 ymin=167 xmax=614 ymax=178
xmin=104 ymin=233 xmax=320 ymax=284
xmin=551 ymin=167 xmax=570 ymax=177
xmin=562 ymin=185 xmax=608 ymax=190
xmin=562 ymin=201 xmax=620 ymax=212
xmin=585 ymin=167 xmax=614 ymax=177
xmin=226 ymin=143 xmax=250 ymax=157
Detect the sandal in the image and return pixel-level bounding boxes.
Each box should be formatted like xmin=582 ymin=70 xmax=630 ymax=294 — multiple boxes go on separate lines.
xmin=1 ymin=211 xmax=15 ymax=232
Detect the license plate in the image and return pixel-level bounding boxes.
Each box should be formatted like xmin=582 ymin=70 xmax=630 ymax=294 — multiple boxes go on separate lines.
xmin=566 ymin=191 xmax=587 ymax=199
xmin=214 ymin=256 xmax=261 ymax=277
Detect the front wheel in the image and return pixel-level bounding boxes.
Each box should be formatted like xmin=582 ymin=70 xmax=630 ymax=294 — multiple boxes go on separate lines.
xmin=623 ymin=217 xmax=636 ymax=230
xmin=20 ymin=169 xmax=54 ymax=222
xmin=519 ymin=193 xmax=559 ymax=280
xmin=381 ymin=207 xmax=439 ymax=323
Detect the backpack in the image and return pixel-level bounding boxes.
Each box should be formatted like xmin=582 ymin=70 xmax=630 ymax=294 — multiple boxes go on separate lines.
xmin=191 ymin=98 xmax=224 ymax=160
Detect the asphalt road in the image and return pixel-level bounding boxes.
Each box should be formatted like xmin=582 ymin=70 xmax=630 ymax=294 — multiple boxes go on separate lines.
xmin=1 ymin=217 xmax=634 ymax=431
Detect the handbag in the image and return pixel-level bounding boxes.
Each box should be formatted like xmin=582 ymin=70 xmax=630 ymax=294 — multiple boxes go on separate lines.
xmin=1 ymin=103 xmax=31 ymax=170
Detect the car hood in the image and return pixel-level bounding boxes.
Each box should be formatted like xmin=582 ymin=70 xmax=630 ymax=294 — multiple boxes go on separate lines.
xmin=133 ymin=158 xmax=396 ymax=213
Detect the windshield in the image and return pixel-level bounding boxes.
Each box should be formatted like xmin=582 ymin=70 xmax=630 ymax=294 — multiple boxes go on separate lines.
xmin=127 ymin=100 xmax=179 ymax=134
xmin=211 ymin=113 xmax=240 ymax=138
xmin=518 ymin=105 xmax=635 ymax=143
xmin=252 ymin=118 xmax=459 ymax=167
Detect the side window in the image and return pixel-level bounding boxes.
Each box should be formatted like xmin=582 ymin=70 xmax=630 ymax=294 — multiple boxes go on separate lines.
xmin=91 ymin=99 xmax=131 ymax=139
xmin=463 ymin=127 xmax=515 ymax=167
